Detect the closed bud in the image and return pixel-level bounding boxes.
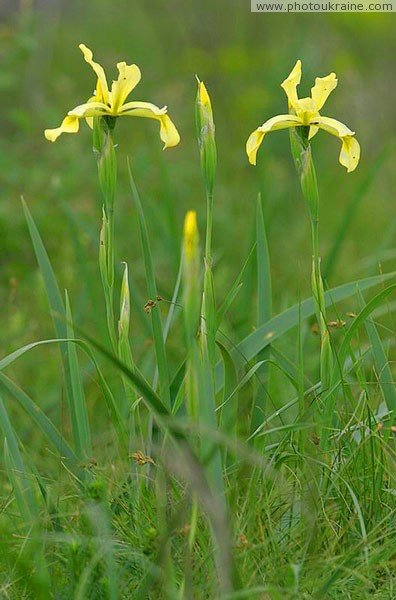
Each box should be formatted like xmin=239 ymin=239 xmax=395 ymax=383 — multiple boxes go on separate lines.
xmin=183 ymin=211 xmax=201 ymax=344
xmin=184 ymin=210 xmax=199 ymax=262
xmin=195 ymin=78 xmax=217 ymax=196
xmin=320 ymin=328 xmax=333 ymax=391
xmin=289 ymin=127 xmax=319 ymax=222
xmin=93 ymin=117 xmax=117 ymax=218
xmin=118 ymin=262 xmax=130 ymax=340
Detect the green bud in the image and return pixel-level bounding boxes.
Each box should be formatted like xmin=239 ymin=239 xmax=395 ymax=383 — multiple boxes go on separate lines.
xmin=320 ymin=328 xmax=333 ymax=392
xmin=289 ymin=126 xmax=319 ymax=223
xmin=118 ymin=262 xmax=130 ymax=340
xmin=93 ymin=116 xmax=117 ymax=218
xmin=311 ymin=256 xmax=326 ymax=328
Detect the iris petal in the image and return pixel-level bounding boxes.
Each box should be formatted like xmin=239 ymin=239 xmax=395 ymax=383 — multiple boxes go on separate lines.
xmin=121 ymin=101 xmax=180 ymax=148
xmin=311 ymin=73 xmax=338 ymax=111
xmin=281 ymin=60 xmax=302 ymax=111
xmin=339 ymin=136 xmax=360 ymax=173
xmin=79 ymin=44 xmax=109 ymax=105
xmin=246 ymin=114 xmax=302 ymax=165
xmin=111 ymin=62 xmax=142 ymax=112
xmin=68 ymin=101 xmax=111 ymax=118
xmin=44 ymin=115 xmax=79 ymax=142
xmin=313 ymin=116 xmax=360 ymax=172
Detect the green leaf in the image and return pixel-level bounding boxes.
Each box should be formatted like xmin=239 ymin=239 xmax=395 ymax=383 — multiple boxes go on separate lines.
xmin=0 ymin=394 xmax=38 ymax=522
xmin=0 ymin=373 xmax=78 ymax=470
xmin=222 ymin=272 xmax=396 ymax=381
xmin=22 ymin=199 xmax=89 ymax=462
xmin=65 ymin=291 xmax=92 ymax=459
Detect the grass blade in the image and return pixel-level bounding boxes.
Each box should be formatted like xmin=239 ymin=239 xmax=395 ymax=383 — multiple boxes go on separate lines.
xmin=358 ymin=289 xmax=396 ymax=418
xmin=127 ymin=161 xmax=171 ymax=409
xmin=65 ymin=291 xmax=92 ymax=459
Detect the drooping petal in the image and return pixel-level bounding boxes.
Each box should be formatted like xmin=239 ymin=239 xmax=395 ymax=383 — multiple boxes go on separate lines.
xmin=246 ymin=129 xmax=265 ymax=166
xmin=281 ymin=60 xmax=302 ymax=111
xmin=339 ymin=135 xmax=360 ymax=173
xmin=313 ymin=116 xmax=360 ymax=172
xmin=311 ymin=115 xmax=355 ymax=138
xmin=121 ymin=101 xmax=180 ymax=148
xmin=110 ymin=62 xmax=141 ymax=112
xmin=120 ymin=100 xmax=167 ymax=116
xmin=79 ymin=44 xmax=109 ymax=105
xmin=246 ymin=114 xmax=302 ymax=165
xmin=158 ymin=114 xmax=180 ymax=148
xmin=68 ymin=101 xmax=111 ymax=118
xmin=44 ymin=115 xmax=79 ymax=142
xmin=311 ymin=72 xmax=338 ymax=111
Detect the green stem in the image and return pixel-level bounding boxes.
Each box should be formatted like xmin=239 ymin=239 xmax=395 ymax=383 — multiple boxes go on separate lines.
xmin=94 ymin=118 xmax=118 ymax=354
xmin=205 ymin=191 xmax=214 ymax=266
xmin=310 ymin=216 xmax=324 ymax=329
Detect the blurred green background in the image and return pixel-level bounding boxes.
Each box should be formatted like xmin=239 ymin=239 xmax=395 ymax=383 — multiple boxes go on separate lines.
xmin=1 ymin=1 xmax=395 ymax=415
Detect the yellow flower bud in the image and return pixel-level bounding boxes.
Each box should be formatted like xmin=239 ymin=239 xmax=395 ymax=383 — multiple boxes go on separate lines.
xmin=195 ymin=77 xmax=217 ymax=196
xmin=184 ymin=210 xmax=199 ymax=260
xmin=183 ymin=211 xmax=201 ymax=344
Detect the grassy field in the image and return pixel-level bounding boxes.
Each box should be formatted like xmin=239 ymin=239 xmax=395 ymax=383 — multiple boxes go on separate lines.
xmin=1 ymin=2 xmax=396 ymax=598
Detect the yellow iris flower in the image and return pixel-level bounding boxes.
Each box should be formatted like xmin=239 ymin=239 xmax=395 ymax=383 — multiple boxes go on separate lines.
xmin=44 ymin=44 xmax=180 ymax=148
xmin=246 ymin=60 xmax=360 ymax=173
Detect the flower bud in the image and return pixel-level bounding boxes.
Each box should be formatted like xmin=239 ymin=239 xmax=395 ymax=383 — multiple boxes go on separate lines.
xmin=183 ymin=211 xmax=201 ymax=344
xmin=118 ymin=262 xmax=130 ymax=340
xmin=93 ymin=117 xmax=117 ymax=218
xmin=195 ymin=78 xmax=217 ymax=196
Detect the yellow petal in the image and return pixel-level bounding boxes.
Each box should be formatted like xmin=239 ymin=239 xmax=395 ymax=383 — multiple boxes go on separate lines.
xmin=311 ymin=73 xmax=338 ymax=111
xmin=121 ymin=101 xmax=180 ymax=148
xmin=313 ymin=116 xmax=359 ymax=172
xmin=308 ymin=125 xmax=319 ymax=140
xmin=68 ymin=101 xmax=111 ymax=118
xmin=340 ymin=135 xmax=360 ymax=173
xmin=281 ymin=60 xmax=302 ymax=111
xmin=121 ymin=100 xmax=167 ymax=116
xmin=110 ymin=62 xmax=141 ymax=112
xmin=197 ymin=80 xmax=212 ymax=112
xmin=44 ymin=115 xmax=79 ymax=142
xmin=294 ymin=97 xmax=319 ymax=124
xmin=246 ymin=114 xmax=302 ymax=165
xmin=158 ymin=114 xmax=181 ymax=148
xmin=246 ymin=129 xmax=265 ymax=166
xmin=79 ymin=44 xmax=109 ymax=105
xmin=312 ymin=115 xmax=354 ymax=138
xmin=84 ymin=94 xmax=97 ymax=129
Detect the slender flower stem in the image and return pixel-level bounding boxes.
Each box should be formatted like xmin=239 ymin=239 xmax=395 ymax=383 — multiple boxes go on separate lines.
xmin=290 ymin=127 xmax=333 ymax=425
xmin=310 ymin=216 xmax=324 ymax=328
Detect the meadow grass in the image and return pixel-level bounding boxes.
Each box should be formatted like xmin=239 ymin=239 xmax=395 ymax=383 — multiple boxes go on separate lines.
xmin=1 ymin=4 xmax=396 ymax=599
